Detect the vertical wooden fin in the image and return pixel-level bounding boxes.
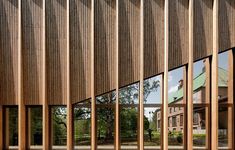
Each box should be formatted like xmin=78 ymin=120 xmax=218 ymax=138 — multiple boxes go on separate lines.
xmin=67 ymin=0 xmax=73 ymax=149
xmin=228 ymin=50 xmax=234 ymax=149
xmin=187 ymin=0 xmax=194 ymax=149
xmin=115 ymin=0 xmax=120 ymax=149
xmin=211 ymin=0 xmax=219 ymax=149
xmin=139 ymin=0 xmax=144 ymax=149
xmin=42 ymin=0 xmax=50 ymax=149
xmin=163 ymin=0 xmax=169 ymax=149
xmin=91 ymin=0 xmax=96 ymax=149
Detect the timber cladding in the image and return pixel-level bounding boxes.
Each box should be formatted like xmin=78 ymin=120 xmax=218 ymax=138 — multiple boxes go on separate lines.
xmin=0 ymin=0 xmax=234 ymax=105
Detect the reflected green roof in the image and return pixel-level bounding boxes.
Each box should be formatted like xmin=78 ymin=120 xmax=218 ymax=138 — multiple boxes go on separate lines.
xmin=168 ymin=67 xmax=228 ymax=104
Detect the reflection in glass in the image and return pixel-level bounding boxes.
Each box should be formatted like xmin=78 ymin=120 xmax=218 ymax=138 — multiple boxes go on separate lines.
xmin=120 ymin=107 xmax=138 ymax=149
xmin=168 ymin=107 xmax=184 ymax=148
xmin=96 ymin=91 xmax=116 ymax=104
xmin=29 ymin=107 xmax=42 ymax=146
xmin=97 ymin=108 xmax=114 ymax=148
xmin=52 ymin=106 xmax=67 ymax=147
xmin=7 ymin=107 xmax=18 ymax=146
xmin=144 ymin=75 xmax=161 ymax=104
xmin=168 ymin=67 xmax=184 ymax=104
xmin=144 ymin=107 xmax=161 ymax=149
xmin=74 ymin=100 xmax=91 ymax=148
xmin=119 ymin=83 xmax=139 ymax=104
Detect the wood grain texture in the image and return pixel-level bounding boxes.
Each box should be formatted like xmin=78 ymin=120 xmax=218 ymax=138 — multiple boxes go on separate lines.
xmin=94 ymin=0 xmax=116 ymax=96
xmin=118 ymin=0 xmax=140 ymax=87
xmin=218 ymin=0 xmax=235 ymax=51
xmin=168 ymin=0 xmax=189 ymax=70
xmin=193 ymin=0 xmax=213 ymax=61
xmin=22 ymin=0 xmax=43 ymax=105
xmin=144 ymin=0 xmax=164 ymax=78
xmin=70 ymin=0 xmax=91 ymax=104
xmin=0 ymin=0 xmax=19 ymax=105
xmin=46 ymin=0 xmax=67 ymax=105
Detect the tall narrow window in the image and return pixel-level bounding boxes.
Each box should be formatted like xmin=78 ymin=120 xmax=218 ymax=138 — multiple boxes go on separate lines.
xmin=28 ymin=107 xmax=42 ymax=148
xmin=168 ymin=67 xmax=185 ymax=149
xmin=218 ymin=51 xmax=233 ymax=149
xmin=51 ymin=106 xmax=67 ymax=149
xmin=119 ymin=83 xmax=139 ymax=150
xmin=96 ymin=91 xmax=115 ymax=149
xmin=74 ymin=99 xmax=91 ymax=149
xmin=143 ymin=75 xmax=162 ymax=149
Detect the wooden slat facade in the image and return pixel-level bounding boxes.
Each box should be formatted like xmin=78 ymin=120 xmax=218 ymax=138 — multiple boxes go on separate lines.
xmin=0 ymin=0 xmax=235 ymax=149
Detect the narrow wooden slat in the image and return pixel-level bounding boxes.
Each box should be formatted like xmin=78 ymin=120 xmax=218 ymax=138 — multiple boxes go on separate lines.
xmin=227 ymin=50 xmax=233 ymax=149
xmin=163 ymin=0 xmax=169 ymax=149
xmin=211 ymin=0 xmax=219 ymax=149
xmin=91 ymin=0 xmax=96 ymax=149
xmin=187 ymin=0 xmax=194 ymax=149
xmin=42 ymin=0 xmax=50 ymax=149
xmin=67 ymin=0 xmax=73 ymax=149
xmin=204 ymin=58 xmax=211 ymax=150
xmin=139 ymin=0 xmax=144 ymax=149
xmin=115 ymin=0 xmax=120 ymax=149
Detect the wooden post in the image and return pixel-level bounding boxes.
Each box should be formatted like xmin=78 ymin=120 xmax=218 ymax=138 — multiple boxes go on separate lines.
xmin=66 ymin=0 xmax=73 ymax=149
xmin=187 ymin=0 xmax=194 ymax=149
xmin=163 ymin=0 xmax=169 ymax=149
xmin=228 ymin=50 xmax=234 ymax=149
xmin=42 ymin=0 xmax=50 ymax=149
xmin=212 ymin=0 xmax=219 ymax=149
xmin=139 ymin=0 xmax=144 ymax=149
xmin=204 ymin=58 xmax=211 ymax=150
xmin=115 ymin=0 xmax=120 ymax=149
xmin=91 ymin=0 xmax=96 ymax=149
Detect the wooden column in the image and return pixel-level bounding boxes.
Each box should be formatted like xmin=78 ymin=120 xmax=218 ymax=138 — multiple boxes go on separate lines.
xmin=42 ymin=0 xmax=50 ymax=149
xmin=187 ymin=0 xmax=194 ymax=149
xmin=211 ymin=0 xmax=219 ymax=149
xmin=228 ymin=50 xmax=234 ymax=149
xmin=18 ymin=0 xmax=27 ymax=149
xmin=0 ymin=106 xmax=3 ymax=149
xmin=204 ymin=58 xmax=211 ymax=150
xmin=163 ymin=0 xmax=169 ymax=149
xmin=115 ymin=0 xmax=120 ymax=149
xmin=91 ymin=0 xmax=96 ymax=149
xmin=66 ymin=0 xmax=73 ymax=149
xmin=139 ymin=0 xmax=144 ymax=149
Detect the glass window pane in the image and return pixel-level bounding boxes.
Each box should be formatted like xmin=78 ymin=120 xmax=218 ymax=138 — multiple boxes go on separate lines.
xmin=144 ymin=107 xmax=161 ymax=149
xmin=144 ymin=75 xmax=162 ymax=104
xmin=168 ymin=107 xmax=184 ymax=149
xmin=29 ymin=107 xmax=42 ymax=146
xmin=7 ymin=107 xmax=18 ymax=147
xmin=168 ymin=67 xmax=184 ymax=104
xmin=97 ymin=107 xmax=115 ymax=149
xmin=120 ymin=107 xmax=138 ymax=150
xmin=74 ymin=100 xmax=91 ymax=149
xmin=51 ymin=106 xmax=67 ymax=148
xmin=119 ymin=83 xmax=139 ymax=104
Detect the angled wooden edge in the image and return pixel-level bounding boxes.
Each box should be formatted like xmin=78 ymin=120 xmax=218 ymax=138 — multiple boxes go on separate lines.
xmin=211 ymin=0 xmax=219 ymax=149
